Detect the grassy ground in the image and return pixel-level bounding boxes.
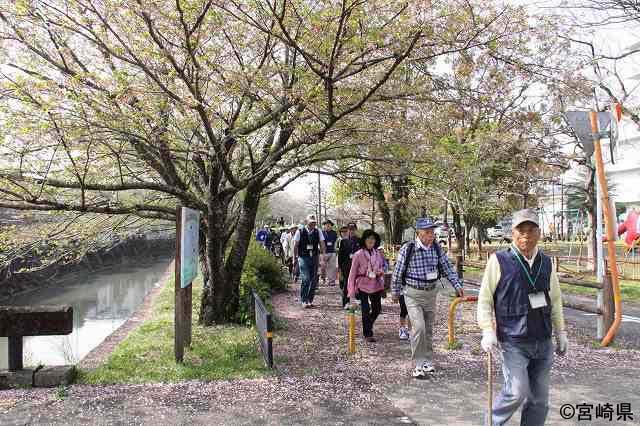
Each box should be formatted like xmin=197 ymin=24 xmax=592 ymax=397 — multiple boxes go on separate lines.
xmin=79 ymin=277 xmax=269 ymax=384
xmin=464 ymin=265 xmax=640 ymax=302
xmin=559 ymin=280 xmax=640 ymax=302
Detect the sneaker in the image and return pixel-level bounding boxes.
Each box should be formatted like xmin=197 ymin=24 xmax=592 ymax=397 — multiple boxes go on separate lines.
xmin=421 ymin=361 xmax=436 ymax=373
xmin=412 ymin=367 xmax=427 ymax=380
xmin=399 ymin=327 xmax=410 ymax=341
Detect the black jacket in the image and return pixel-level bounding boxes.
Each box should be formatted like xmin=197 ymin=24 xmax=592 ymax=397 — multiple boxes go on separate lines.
xmin=338 ymin=236 xmax=360 ymax=276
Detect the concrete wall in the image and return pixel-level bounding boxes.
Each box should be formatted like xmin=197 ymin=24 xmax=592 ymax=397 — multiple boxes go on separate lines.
xmin=0 ymin=237 xmax=175 ymax=301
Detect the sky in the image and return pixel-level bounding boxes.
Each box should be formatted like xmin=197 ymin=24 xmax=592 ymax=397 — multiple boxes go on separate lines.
xmin=283 ymin=1 xmax=640 ymax=200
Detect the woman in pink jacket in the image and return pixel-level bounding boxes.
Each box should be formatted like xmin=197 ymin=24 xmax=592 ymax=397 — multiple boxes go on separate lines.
xmin=348 ymin=229 xmax=386 ymax=342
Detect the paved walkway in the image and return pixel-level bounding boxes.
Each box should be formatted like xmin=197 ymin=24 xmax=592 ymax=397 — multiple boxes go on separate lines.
xmin=2 ymin=280 xmax=640 ymax=425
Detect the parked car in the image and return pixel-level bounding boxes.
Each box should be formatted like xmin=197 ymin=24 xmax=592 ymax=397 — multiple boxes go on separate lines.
xmin=486 ymin=225 xmax=512 ymax=243
xmin=486 ymin=225 xmax=504 ymax=239
xmin=435 ymin=223 xmax=455 ymax=245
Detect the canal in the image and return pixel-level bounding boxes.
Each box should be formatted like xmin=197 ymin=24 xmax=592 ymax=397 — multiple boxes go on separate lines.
xmin=0 ymin=257 xmax=172 ymax=369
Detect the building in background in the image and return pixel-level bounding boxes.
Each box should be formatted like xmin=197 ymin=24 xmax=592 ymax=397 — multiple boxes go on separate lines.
xmin=537 ymin=117 xmax=640 ymax=241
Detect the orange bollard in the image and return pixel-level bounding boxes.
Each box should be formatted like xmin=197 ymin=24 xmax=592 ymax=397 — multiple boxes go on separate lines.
xmin=347 ymin=309 xmax=356 ymax=354
xmin=448 ymin=295 xmax=478 ymax=347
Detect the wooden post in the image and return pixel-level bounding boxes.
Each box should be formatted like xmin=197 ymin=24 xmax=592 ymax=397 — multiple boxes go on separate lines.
xmin=602 ymin=260 xmax=615 ymax=336
xmin=554 ymin=256 xmax=560 ymax=273
xmin=456 ymin=255 xmax=464 ymax=279
xmin=8 ymin=336 xmax=23 ymax=371
xmin=175 ymin=207 xmax=186 ymax=363
xmin=185 ymin=282 xmax=192 ymax=348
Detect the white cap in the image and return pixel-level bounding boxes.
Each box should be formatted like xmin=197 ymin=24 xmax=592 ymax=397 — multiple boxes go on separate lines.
xmin=512 ymin=209 xmax=539 ymax=229
xmin=306 ymin=214 xmax=317 ymax=224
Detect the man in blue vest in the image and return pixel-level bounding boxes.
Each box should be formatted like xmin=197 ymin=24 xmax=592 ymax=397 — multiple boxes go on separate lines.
xmin=320 ymin=219 xmax=338 ymax=287
xmin=293 ymin=215 xmax=326 ymax=308
xmin=478 ymin=209 xmax=568 ymax=426
xmin=256 ymin=225 xmax=269 ymax=248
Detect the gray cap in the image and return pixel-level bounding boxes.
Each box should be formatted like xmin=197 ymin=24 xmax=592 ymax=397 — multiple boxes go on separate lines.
xmin=512 ymin=209 xmax=539 ymax=229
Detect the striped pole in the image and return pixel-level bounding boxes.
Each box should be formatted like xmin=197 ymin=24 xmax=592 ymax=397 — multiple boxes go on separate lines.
xmin=348 ymin=310 xmax=356 ymax=354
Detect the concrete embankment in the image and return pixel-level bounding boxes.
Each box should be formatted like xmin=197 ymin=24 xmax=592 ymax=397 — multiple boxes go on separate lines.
xmin=0 ymin=236 xmax=175 ymax=301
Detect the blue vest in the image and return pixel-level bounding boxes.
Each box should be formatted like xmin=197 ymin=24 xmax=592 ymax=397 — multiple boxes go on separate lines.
xmin=299 ymin=228 xmax=320 ymax=258
xmin=323 ymin=230 xmax=338 ymax=253
xmin=494 ymin=249 xmax=553 ymax=342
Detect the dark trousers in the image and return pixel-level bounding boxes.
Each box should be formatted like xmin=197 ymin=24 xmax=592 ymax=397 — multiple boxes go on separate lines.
xmin=339 ymin=277 xmax=349 ymax=307
xmin=286 ymin=257 xmax=294 ymax=277
xmin=299 ymin=255 xmax=319 ymax=303
xmin=358 ymin=291 xmax=383 ymax=338
xmin=399 ymin=295 xmax=408 ymax=319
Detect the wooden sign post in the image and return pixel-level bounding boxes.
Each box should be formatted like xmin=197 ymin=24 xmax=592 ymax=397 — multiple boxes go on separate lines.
xmin=175 ymin=206 xmax=200 ymax=363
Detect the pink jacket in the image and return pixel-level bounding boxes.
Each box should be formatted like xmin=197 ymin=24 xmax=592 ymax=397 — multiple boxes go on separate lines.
xmin=347 ymin=248 xmax=385 ymax=298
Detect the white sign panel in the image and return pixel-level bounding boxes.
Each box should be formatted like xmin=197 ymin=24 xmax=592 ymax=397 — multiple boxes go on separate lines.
xmin=180 ymin=207 xmax=200 ymax=288
xmin=564 ymin=111 xmax=612 ymax=157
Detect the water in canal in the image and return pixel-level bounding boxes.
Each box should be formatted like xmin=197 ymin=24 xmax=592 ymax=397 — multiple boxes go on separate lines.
xmin=0 ymin=258 xmax=172 ymax=368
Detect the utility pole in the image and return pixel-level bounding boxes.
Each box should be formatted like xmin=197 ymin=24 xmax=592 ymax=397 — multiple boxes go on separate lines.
xmin=317 ymin=170 xmax=322 ymax=224
xmin=371 ymin=197 xmax=375 ymax=231
xmin=552 ymin=179 xmax=556 ymax=241
xmin=443 ymin=200 xmax=448 ymax=224
xmin=560 ymin=176 xmax=565 ymax=241
xmin=324 ymin=191 xmax=327 ymax=221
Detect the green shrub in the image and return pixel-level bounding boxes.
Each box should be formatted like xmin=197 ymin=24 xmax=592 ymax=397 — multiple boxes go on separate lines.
xmin=237 ymin=241 xmax=286 ymax=325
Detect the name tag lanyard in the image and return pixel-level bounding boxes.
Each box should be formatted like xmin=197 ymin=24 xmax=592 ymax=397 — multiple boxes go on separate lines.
xmin=510 ymin=248 xmax=542 ymax=291
xmin=363 ymin=250 xmax=379 ymax=275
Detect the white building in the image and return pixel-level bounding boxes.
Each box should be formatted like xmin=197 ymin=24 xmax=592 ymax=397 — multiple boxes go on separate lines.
xmin=602 ymin=118 xmax=640 ymax=207
xmin=538 ymin=117 xmax=640 ymax=239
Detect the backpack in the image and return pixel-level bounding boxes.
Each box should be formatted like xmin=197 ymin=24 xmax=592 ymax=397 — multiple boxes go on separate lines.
xmin=401 ymin=241 xmax=443 ymax=287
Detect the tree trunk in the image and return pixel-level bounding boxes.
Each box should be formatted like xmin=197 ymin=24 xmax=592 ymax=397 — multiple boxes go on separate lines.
xmin=464 ymin=220 xmax=472 ymax=258
xmin=225 ymin=184 xmax=262 ymax=303
xmin=198 ymin=179 xmax=262 ymax=325
xmin=390 ymin=175 xmax=409 ymax=245
xmin=451 ymin=206 xmax=464 ymax=253
xmin=200 ymin=196 xmax=232 ymax=325
xmin=372 ymin=178 xmax=392 ymax=243
xmin=587 ymin=167 xmax=598 ymax=273
xmin=373 ymin=174 xmax=410 ymax=245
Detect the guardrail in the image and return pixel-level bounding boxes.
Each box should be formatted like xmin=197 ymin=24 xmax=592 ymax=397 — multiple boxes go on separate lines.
xmin=457 ymin=255 xmax=616 ymax=341
xmin=447 ymin=295 xmax=478 ymax=347
xmin=251 ymin=289 xmax=274 ymax=369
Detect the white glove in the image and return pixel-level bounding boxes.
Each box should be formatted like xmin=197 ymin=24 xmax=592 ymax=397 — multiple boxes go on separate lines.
xmin=481 ymin=330 xmax=498 ymax=353
xmin=555 ymin=331 xmax=568 ymax=356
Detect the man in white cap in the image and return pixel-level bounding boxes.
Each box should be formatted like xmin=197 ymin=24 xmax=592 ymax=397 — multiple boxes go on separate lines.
xmin=478 ymin=208 xmax=568 ymax=425
xmin=293 ymin=215 xmax=326 ymax=308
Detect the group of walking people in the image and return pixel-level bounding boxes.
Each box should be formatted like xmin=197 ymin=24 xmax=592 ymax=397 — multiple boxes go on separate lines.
xmin=286 ymin=214 xmax=465 ymax=368
xmin=278 ymin=208 xmax=569 ymax=425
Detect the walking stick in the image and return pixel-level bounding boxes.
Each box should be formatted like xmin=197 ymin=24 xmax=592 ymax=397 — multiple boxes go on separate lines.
xmin=487 ymin=350 xmax=493 ymax=426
